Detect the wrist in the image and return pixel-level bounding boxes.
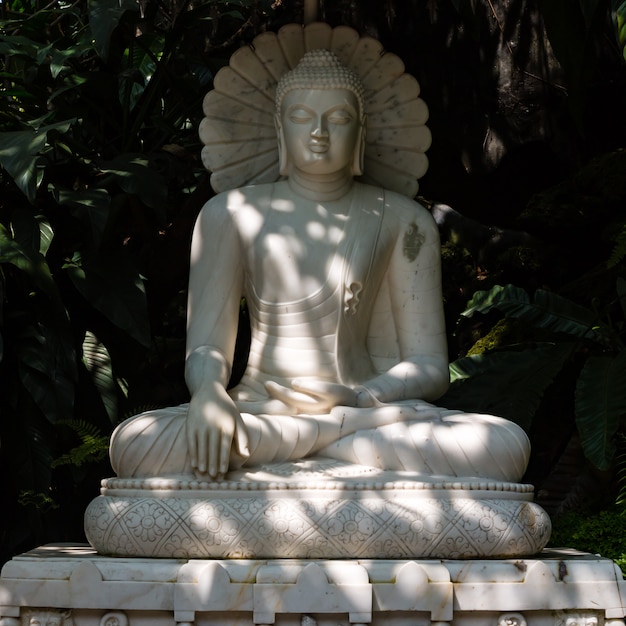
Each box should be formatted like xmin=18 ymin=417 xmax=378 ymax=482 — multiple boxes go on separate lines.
xmin=191 ymin=382 xmax=231 ymax=404
xmin=185 ymin=346 xmax=231 ymax=393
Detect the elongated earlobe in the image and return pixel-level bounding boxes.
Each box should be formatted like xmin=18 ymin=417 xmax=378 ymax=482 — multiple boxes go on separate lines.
xmin=275 ymin=114 xmax=289 ymax=176
xmin=352 ymin=117 xmax=366 ymax=177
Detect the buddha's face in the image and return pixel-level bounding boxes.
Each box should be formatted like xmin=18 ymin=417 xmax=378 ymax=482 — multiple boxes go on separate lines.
xmin=278 ymin=88 xmax=363 ymax=176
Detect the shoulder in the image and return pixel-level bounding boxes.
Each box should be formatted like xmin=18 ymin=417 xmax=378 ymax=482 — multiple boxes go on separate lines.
xmin=199 ymin=182 xmax=276 ymax=224
xmin=204 ymin=182 xmax=275 ymax=211
xmin=376 ymin=187 xmax=439 ymax=240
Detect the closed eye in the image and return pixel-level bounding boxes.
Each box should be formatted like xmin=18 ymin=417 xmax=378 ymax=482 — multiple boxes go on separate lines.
xmin=328 ymin=112 xmax=353 ymax=125
xmin=289 ymin=108 xmax=312 ymax=123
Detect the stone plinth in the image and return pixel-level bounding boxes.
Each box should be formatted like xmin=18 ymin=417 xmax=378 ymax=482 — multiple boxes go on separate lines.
xmin=2 ymin=545 xmax=626 ymax=626
xmin=84 ymin=460 xmax=550 ymax=559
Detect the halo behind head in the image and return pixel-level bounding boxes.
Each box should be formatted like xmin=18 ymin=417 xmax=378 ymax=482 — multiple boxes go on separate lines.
xmin=200 ymin=23 xmax=431 ymax=197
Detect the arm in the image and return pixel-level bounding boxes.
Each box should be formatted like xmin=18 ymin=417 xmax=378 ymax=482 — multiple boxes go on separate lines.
xmin=185 ymin=194 xmax=247 ymax=477
xmin=360 ymin=199 xmax=450 ymax=403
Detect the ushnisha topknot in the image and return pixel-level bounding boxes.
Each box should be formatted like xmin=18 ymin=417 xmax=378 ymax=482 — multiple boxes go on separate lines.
xmin=275 ymin=49 xmax=365 ymax=119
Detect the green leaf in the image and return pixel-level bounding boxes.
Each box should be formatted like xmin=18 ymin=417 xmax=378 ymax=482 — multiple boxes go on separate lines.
xmin=9 ymin=209 xmax=43 ymax=255
xmin=98 ymin=154 xmax=167 ymax=212
xmin=608 ymin=224 xmax=626 ymax=267
xmin=17 ymin=490 xmax=58 ymax=511
xmin=575 ymin=351 xmax=626 ymax=471
xmin=82 ymin=331 xmax=117 ymax=423
xmin=38 ymin=218 xmax=54 ymax=256
xmin=64 ymin=250 xmax=151 ymax=347
xmin=0 ymin=130 xmax=47 ymax=201
xmin=118 ymin=68 xmax=146 ymax=113
xmin=51 ymin=186 xmax=111 ymax=248
xmin=441 ymin=343 xmax=574 ymax=431
xmin=24 ymin=113 xmax=58 ymax=131
xmin=462 ymin=284 xmax=528 ymax=317
xmin=0 ymin=217 xmax=60 ymax=304
xmin=613 ymin=0 xmax=626 ymax=61
xmin=119 ymin=32 xmax=164 ymax=110
xmin=15 ymin=320 xmax=77 ymax=423
xmin=0 ymin=35 xmax=39 ymax=59
xmin=51 ymin=419 xmax=109 ymax=468
xmin=0 ymin=120 xmax=73 ymax=202
xmin=10 ymin=209 xmax=53 ymax=257
xmin=132 ymin=32 xmax=163 ymax=78
xmin=462 ymin=284 xmax=611 ymax=344
xmin=88 ymin=0 xmax=139 ymax=59
xmin=47 ymin=77 xmax=89 ymax=109
xmin=48 ymin=46 xmax=91 ymax=78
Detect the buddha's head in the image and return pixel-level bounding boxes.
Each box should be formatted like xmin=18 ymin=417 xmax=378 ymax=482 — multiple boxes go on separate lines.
xmin=275 ymin=50 xmax=366 ymax=178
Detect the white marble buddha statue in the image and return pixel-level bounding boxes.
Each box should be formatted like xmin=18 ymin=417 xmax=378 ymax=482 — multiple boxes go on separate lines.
xmin=110 ymin=50 xmax=530 ymax=483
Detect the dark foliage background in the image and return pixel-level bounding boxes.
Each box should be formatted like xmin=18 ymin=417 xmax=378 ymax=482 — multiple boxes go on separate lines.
xmin=1 ymin=0 xmax=626 ymax=564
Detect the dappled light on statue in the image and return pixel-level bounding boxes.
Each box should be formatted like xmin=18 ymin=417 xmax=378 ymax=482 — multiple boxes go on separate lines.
xmin=109 ymin=49 xmax=529 ymax=484
xmin=84 ymin=24 xmax=551 ymax=559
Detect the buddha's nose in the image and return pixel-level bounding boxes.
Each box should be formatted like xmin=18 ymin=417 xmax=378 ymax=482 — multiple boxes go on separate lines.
xmin=311 ymin=121 xmax=329 ymax=138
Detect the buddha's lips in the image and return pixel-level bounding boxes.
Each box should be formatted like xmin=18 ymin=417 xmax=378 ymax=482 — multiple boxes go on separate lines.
xmin=308 ymin=142 xmax=329 ymax=153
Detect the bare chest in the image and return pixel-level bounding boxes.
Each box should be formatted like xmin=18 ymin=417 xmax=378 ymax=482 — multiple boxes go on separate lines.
xmin=237 ymin=202 xmax=349 ymax=303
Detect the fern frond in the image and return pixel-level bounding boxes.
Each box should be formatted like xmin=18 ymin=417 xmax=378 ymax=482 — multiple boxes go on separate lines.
xmin=615 ymin=434 xmax=626 ymax=511
xmin=18 ymin=490 xmax=59 ymax=511
xmin=56 ymin=419 xmax=102 ymax=439
xmin=52 ymin=420 xmax=109 ymax=468
xmin=121 ymin=403 xmax=164 ymax=422
xmin=609 ymin=225 xmax=626 ymax=268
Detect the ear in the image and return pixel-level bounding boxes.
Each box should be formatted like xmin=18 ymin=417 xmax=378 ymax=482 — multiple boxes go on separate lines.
xmin=275 ymin=114 xmax=289 ymax=176
xmin=352 ymin=116 xmax=366 ymax=177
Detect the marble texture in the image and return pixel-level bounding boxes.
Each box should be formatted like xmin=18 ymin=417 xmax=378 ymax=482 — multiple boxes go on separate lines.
xmin=109 ymin=48 xmax=532 ymax=487
xmin=88 ymin=26 xmax=548 ymax=560
xmin=199 ymin=23 xmax=431 ymax=197
xmin=84 ymin=461 xmax=550 ymax=559
xmin=1 ymin=23 xmax=618 ymax=626
xmin=2 ymin=546 xmax=626 ymax=626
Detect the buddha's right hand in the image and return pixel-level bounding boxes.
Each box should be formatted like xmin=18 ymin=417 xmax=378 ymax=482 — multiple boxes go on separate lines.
xmin=265 ymin=379 xmax=377 ymax=414
xmin=186 ymin=386 xmax=249 ymax=479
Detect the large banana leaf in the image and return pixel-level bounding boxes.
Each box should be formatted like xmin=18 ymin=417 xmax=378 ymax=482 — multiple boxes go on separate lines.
xmin=64 ymin=250 xmax=151 ymax=347
xmin=14 ymin=320 xmax=77 ymax=423
xmin=575 ymin=351 xmax=626 ymax=471
xmin=50 ymin=187 xmax=111 ymax=249
xmin=440 ymin=343 xmax=574 ymax=431
xmin=88 ymin=0 xmax=139 ymax=59
xmin=0 ymin=211 xmax=61 ymax=310
xmin=82 ymin=331 xmax=118 ymax=424
xmin=1 ymin=211 xmax=77 ymax=423
xmin=462 ymin=284 xmax=611 ymax=344
xmin=120 ymin=32 xmax=165 ymax=112
xmin=98 ymin=154 xmax=167 ymax=214
xmin=0 ymin=120 xmax=73 ymax=202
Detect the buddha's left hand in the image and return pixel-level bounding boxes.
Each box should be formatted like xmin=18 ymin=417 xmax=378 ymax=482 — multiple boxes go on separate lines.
xmin=265 ymin=379 xmax=375 ymax=414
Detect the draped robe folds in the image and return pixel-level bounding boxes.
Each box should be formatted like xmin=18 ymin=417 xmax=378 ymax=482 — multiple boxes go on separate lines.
xmin=110 ymin=183 xmax=531 ymax=483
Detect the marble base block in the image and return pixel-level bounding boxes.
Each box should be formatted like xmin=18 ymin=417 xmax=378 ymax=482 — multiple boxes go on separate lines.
xmin=2 ymin=545 xmax=626 ymax=626
xmin=84 ymin=461 xmax=551 ymax=559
